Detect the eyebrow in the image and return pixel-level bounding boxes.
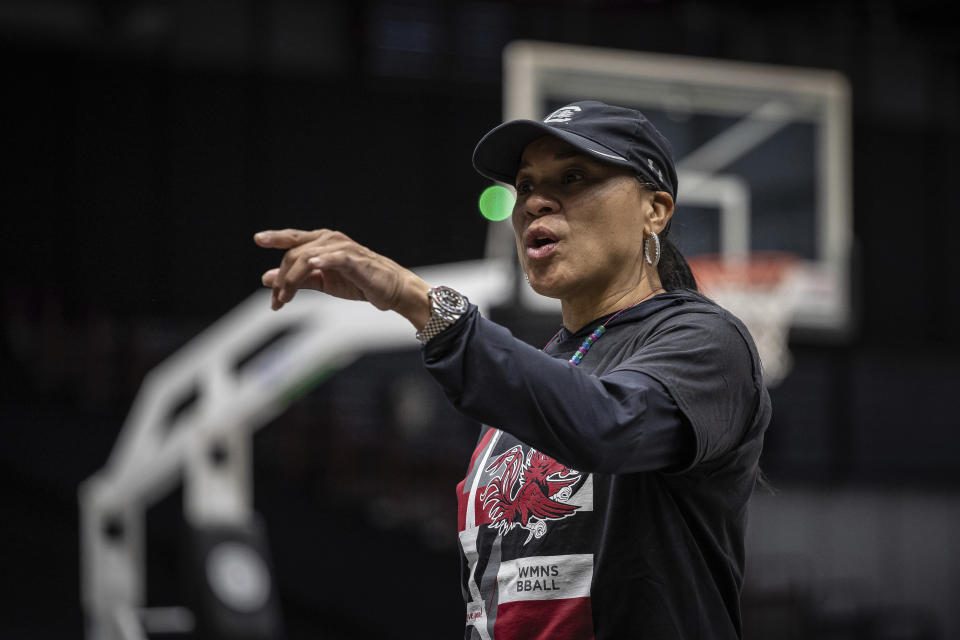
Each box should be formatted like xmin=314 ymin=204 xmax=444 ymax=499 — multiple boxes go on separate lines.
xmin=517 ymin=148 xmax=587 ymax=171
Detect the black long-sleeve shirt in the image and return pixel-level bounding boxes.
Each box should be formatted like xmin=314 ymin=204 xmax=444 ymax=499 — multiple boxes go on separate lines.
xmin=423 ymin=290 xmax=771 ymax=640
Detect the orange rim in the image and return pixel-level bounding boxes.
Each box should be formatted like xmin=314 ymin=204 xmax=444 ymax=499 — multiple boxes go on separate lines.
xmin=688 ymin=252 xmax=801 ymax=290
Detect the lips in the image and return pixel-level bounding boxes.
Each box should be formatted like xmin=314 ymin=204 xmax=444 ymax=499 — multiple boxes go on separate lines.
xmin=523 ymin=226 xmax=559 ymax=259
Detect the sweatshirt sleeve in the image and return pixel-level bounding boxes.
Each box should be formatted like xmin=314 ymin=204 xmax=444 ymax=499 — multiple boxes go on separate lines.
xmin=421 ymin=306 xmax=694 ymax=474
xmin=611 ymin=308 xmax=762 ymax=470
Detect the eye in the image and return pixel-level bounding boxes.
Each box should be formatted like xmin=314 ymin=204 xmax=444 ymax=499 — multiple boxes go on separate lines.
xmin=515 ymin=180 xmax=533 ymax=195
xmin=562 ymin=170 xmax=584 ymax=185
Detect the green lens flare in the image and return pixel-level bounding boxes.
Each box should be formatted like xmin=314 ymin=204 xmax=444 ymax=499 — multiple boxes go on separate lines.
xmin=478 ymin=185 xmax=515 ymax=222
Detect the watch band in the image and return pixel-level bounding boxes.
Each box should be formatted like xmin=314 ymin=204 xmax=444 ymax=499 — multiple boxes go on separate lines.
xmin=416 ymin=286 xmax=469 ymax=344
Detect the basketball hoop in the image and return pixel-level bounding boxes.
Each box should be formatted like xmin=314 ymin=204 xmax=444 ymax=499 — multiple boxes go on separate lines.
xmin=688 ymin=253 xmax=803 ymax=387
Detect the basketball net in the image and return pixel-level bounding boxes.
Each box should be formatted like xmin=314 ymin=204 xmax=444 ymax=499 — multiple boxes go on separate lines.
xmin=688 ymin=253 xmax=803 ymax=387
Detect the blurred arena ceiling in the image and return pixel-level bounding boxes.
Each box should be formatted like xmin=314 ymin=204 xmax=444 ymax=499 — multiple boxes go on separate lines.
xmin=1 ymin=1 xmax=956 ymax=79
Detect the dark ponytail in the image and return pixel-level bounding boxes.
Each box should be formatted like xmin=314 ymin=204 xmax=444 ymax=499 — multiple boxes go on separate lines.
xmin=658 ymin=230 xmax=697 ymax=292
xmin=637 ymin=177 xmax=699 ymax=292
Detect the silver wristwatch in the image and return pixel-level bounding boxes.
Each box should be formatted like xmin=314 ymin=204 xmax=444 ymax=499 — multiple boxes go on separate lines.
xmin=416 ymin=286 xmax=469 ymax=345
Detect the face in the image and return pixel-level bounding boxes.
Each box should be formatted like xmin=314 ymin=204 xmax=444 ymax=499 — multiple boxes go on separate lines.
xmin=512 ymin=136 xmax=655 ymax=303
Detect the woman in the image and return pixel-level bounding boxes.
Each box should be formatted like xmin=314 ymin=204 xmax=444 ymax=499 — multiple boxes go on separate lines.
xmin=255 ymin=101 xmax=770 ymax=639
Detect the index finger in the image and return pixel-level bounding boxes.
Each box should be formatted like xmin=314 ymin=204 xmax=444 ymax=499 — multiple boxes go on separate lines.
xmin=253 ymin=228 xmax=323 ymax=249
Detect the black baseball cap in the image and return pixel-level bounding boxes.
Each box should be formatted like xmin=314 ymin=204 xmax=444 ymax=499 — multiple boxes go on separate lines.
xmin=472 ymin=100 xmax=678 ymax=201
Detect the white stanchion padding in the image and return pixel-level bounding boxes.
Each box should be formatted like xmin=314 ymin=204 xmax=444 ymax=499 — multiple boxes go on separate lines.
xmin=79 ymin=258 xmax=513 ymax=640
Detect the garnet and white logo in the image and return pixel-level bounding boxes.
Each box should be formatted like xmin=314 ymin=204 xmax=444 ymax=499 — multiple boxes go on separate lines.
xmin=543 ymin=105 xmax=581 ymax=123
xmin=480 ymin=445 xmax=582 ymax=543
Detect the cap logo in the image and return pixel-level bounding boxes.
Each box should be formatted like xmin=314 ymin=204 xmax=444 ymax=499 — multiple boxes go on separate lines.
xmin=543 ymin=105 xmax=581 ymax=124
xmin=648 ymin=158 xmax=664 ymax=183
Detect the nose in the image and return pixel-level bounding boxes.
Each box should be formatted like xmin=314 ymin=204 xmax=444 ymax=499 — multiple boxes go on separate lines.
xmin=523 ymin=190 xmax=559 ymax=218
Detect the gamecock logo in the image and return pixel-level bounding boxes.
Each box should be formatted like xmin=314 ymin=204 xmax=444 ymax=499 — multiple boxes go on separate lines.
xmin=480 ymin=445 xmax=582 ymax=544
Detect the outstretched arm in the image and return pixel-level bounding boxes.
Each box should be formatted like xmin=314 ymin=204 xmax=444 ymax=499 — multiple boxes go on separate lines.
xmin=423 ymin=308 xmax=694 ymax=474
xmin=254 ymin=228 xmax=432 ymax=330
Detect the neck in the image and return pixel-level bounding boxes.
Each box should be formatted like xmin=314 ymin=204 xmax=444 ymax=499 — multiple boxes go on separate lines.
xmin=560 ymin=275 xmax=664 ymax=332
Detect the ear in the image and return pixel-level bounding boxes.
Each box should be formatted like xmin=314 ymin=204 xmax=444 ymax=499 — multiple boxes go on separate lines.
xmin=645 ymin=191 xmax=675 ymax=235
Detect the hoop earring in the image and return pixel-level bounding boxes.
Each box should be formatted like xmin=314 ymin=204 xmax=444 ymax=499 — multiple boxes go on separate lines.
xmin=644 ymin=232 xmax=661 ymax=267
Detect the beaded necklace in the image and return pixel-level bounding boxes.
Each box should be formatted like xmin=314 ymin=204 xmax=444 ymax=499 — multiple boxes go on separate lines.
xmin=544 ymin=287 xmax=665 ymax=365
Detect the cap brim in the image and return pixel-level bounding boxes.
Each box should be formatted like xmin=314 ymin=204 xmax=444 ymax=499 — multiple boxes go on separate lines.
xmin=472 ymin=119 xmax=633 ymax=184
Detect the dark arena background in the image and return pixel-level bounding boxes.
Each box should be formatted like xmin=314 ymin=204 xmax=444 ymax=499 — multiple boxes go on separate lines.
xmin=2 ymin=1 xmax=960 ymax=639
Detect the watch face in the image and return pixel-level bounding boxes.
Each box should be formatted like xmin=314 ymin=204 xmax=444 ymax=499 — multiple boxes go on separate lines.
xmin=433 ymin=286 xmax=469 ymax=314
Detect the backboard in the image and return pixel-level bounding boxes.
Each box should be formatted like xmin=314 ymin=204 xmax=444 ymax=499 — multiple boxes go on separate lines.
xmin=489 ymin=41 xmax=853 ymax=336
